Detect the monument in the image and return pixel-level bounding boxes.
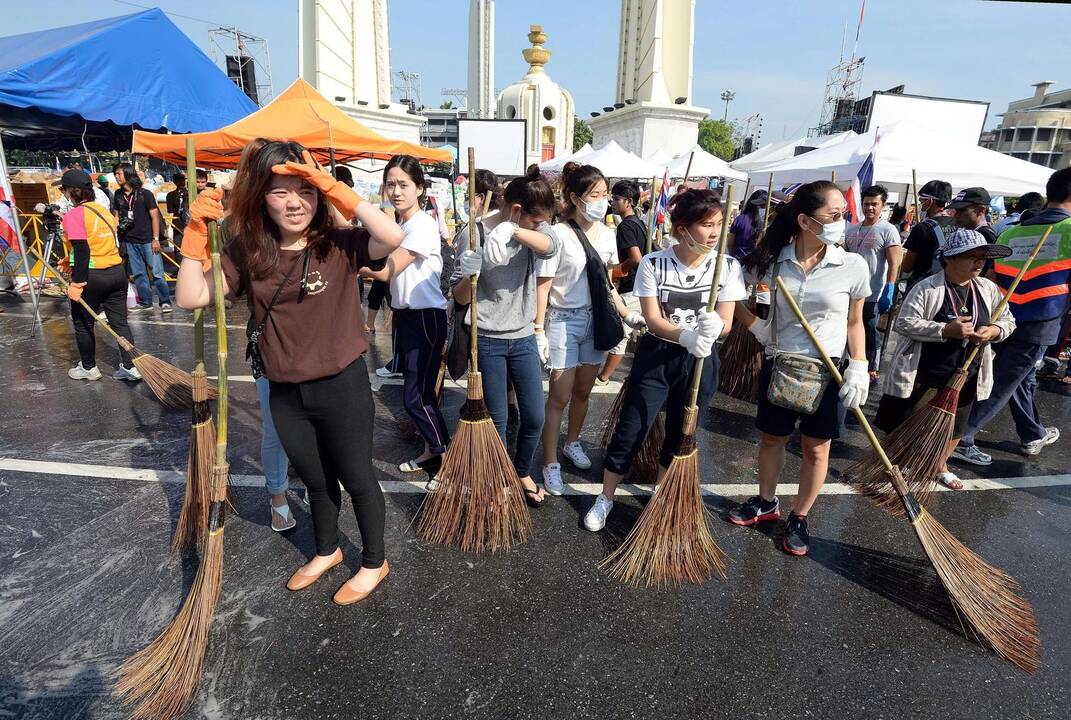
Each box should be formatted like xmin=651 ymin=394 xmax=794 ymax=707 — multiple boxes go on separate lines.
xmin=589 ymin=0 xmax=710 ymax=158
xmin=298 ymin=0 xmax=425 ymax=143
xmin=496 ymin=25 xmax=575 ymax=169
xmin=467 ymin=0 xmax=495 ymax=118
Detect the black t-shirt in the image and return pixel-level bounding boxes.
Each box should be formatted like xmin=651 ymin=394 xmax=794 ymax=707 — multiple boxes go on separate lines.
xmin=166 ymin=188 xmax=189 ymax=233
xmin=918 ymin=279 xmax=991 ymax=387
xmin=113 ymin=187 xmax=158 ymax=244
xmin=615 ymin=214 xmax=646 ymax=295
xmin=904 ymin=216 xmax=954 ymax=284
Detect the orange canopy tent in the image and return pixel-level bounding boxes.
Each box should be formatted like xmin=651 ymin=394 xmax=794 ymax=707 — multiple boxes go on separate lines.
xmin=132 ymin=78 xmax=452 ymax=167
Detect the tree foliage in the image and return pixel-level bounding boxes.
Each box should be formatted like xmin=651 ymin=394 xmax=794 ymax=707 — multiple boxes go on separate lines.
xmin=573 ymin=118 xmax=593 ymax=152
xmin=697 ymin=118 xmax=736 ymax=161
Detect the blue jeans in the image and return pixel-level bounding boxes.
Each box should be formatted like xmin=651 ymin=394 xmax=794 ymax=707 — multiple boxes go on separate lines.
xmin=125 ymin=242 xmax=171 ymax=306
xmin=862 ymin=301 xmax=880 ymax=372
xmin=477 ymin=334 xmax=545 ymax=479
xmin=256 ymin=376 xmax=290 ymax=494
xmin=959 ymin=332 xmax=1048 ymax=446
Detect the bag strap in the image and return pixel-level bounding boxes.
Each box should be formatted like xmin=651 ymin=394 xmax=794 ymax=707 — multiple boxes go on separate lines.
xmin=81 ymin=203 xmax=119 ymax=247
xmin=566 ymin=219 xmax=612 ymax=293
xmin=769 ymin=259 xmax=782 ymax=350
xmin=252 ymin=247 xmax=306 ymax=337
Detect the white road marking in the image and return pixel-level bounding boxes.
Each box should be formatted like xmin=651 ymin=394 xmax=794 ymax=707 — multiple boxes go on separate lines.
xmin=0 ymin=457 xmax=1067 ymax=498
xmin=0 ymin=307 xmax=246 ymax=330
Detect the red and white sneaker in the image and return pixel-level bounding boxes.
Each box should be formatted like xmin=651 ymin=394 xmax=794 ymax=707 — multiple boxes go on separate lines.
xmin=728 ymin=495 xmax=780 ymax=526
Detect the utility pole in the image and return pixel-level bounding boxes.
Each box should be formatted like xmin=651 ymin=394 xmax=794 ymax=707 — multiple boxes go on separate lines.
xmin=720 ymin=90 xmax=736 ymax=122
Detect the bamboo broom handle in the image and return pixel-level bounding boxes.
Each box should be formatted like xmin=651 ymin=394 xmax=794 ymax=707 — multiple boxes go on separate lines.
xmin=645 ymin=175 xmax=658 ymax=254
xmin=208 ymin=222 xmax=228 ymax=457
xmin=774 ymin=276 xmax=896 ymax=472
xmin=27 ymin=247 xmax=128 ymax=345
xmin=911 ymin=168 xmax=921 ymax=229
xmin=185 ymin=139 xmax=205 ymax=370
xmin=761 ymin=173 xmax=774 ymax=234
xmin=955 ymin=225 xmax=1054 ymax=374
xmin=682 ymin=151 xmax=695 ymax=184
xmin=687 ymin=185 xmax=734 ymax=406
xmin=466 ymin=147 xmax=479 ymax=372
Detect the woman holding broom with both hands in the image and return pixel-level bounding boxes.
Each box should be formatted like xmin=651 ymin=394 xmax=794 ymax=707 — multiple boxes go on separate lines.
xmin=731 ymin=180 xmax=871 ymax=556
xmin=176 ymin=140 xmax=404 ymax=605
xmin=450 ymin=165 xmax=560 ymax=505
xmin=584 ymin=189 xmax=746 ymax=531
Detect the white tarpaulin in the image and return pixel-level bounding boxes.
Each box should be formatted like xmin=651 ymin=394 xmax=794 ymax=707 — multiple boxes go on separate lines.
xmin=746 ymin=123 xmax=1050 ymax=198
xmin=731 ymin=131 xmax=857 ymax=173
xmin=645 ymin=149 xmax=674 ymax=168
xmin=579 ymin=140 xmax=663 ymax=179
xmin=667 ymin=144 xmax=748 ymax=181
xmin=539 ymin=143 xmax=593 ymax=173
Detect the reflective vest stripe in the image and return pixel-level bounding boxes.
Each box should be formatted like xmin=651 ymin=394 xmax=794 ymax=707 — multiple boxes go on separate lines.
xmin=994 ymin=257 xmax=1071 ymax=281
xmin=1008 ymin=284 xmax=1069 ymax=304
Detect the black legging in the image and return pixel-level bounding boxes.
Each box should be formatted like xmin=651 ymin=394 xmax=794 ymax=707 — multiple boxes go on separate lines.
xmin=366 ymin=279 xmax=391 ymax=311
xmin=269 ymin=356 xmax=385 ymax=568
xmin=70 ymin=264 xmax=134 ymax=368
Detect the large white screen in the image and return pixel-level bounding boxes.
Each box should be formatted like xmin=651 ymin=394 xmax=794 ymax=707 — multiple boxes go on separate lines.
xmin=866 ymin=92 xmax=989 ymax=142
xmin=458 ymin=119 xmax=527 ymax=176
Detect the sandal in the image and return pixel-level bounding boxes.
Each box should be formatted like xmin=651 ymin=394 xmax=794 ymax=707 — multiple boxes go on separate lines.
xmin=521 ymin=480 xmax=544 ymax=508
xmin=270 ymin=498 xmax=297 ymax=532
xmin=400 ymin=455 xmax=443 ymax=474
xmin=936 ymin=472 xmax=964 ymax=491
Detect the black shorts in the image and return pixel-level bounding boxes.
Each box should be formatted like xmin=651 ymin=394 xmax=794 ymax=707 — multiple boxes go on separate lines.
xmin=755 ymin=357 xmax=846 ymax=440
xmin=874 ymin=379 xmax=977 ymax=438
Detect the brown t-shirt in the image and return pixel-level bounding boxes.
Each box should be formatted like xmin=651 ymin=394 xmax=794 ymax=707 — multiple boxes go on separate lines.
xmin=222 ymin=228 xmax=383 ymax=383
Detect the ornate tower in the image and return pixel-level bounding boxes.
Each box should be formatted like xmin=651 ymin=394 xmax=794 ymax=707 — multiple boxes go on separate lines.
xmin=467 ymin=0 xmax=495 ymax=118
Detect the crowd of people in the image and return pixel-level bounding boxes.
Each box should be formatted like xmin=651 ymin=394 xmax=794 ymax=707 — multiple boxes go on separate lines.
xmin=48 ymin=138 xmax=1071 ymax=603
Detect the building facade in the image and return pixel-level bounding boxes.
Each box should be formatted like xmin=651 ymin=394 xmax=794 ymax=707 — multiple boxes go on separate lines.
xmin=420 ymin=108 xmax=466 ymax=148
xmin=992 ymin=81 xmax=1071 ymax=170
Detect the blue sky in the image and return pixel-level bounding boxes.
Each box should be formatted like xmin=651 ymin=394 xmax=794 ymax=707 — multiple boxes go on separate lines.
xmin=7 ymin=0 xmax=1069 ymax=140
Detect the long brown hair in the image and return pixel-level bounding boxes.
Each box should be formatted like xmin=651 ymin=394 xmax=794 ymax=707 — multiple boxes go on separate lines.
xmin=227 ymin=140 xmax=335 ymax=279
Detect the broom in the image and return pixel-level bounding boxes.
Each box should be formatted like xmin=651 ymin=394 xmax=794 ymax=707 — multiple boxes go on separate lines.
xmin=414 ymin=148 xmax=531 ymax=552
xmin=31 ymin=247 xmax=216 ymax=410
xmin=172 ymin=141 xmax=216 ymax=554
xmin=848 ymin=226 xmax=1054 ymax=513
xmin=115 ymin=223 xmax=233 ymax=718
xmin=600 ymin=187 xmax=735 ymax=587
xmin=718 ymin=289 xmax=763 ymax=402
xmin=776 ymin=276 xmax=1040 ymax=673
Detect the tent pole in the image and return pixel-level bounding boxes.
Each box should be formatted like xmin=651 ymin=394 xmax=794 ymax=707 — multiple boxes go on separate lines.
xmin=0 ymin=133 xmax=42 ymax=337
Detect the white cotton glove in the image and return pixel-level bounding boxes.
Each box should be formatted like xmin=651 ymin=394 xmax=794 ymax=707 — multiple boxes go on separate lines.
xmin=696 ymin=308 xmax=724 ymax=340
xmin=483 ymin=221 xmax=516 ymax=266
xmin=535 ymin=330 xmax=550 ymax=364
xmin=839 ymin=359 xmax=870 ymax=410
xmin=458 ymin=248 xmax=483 ymax=277
xmin=624 ymin=311 xmax=646 ymax=329
xmin=748 ymin=317 xmax=772 ymax=346
xmin=679 ymin=328 xmax=713 ymax=358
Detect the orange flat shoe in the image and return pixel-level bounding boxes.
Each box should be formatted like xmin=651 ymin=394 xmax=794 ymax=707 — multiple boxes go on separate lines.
xmin=286 ymin=549 xmax=343 ymax=591
xmin=332 ymin=561 xmax=390 ymax=606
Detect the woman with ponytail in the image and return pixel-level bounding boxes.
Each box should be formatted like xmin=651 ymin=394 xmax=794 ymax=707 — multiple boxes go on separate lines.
xmin=730 ymin=180 xmax=870 ymax=556
xmin=450 ymin=165 xmax=559 ymax=503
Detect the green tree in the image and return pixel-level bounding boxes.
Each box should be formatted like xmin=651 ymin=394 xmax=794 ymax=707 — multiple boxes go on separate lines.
xmin=439 ymin=100 xmax=455 ymax=109
xmin=573 ymin=117 xmax=593 ymax=152
xmin=697 ymin=118 xmax=736 ymax=161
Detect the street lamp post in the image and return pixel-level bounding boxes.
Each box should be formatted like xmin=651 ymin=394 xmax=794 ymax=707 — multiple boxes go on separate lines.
xmin=720 ymin=90 xmax=736 ymax=122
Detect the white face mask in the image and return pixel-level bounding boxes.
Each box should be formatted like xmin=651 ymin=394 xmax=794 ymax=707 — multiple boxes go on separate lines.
xmin=811 ymin=217 xmax=846 ymax=246
xmin=681 ymin=228 xmax=713 ymax=255
xmin=579 ymin=197 xmax=609 ymax=222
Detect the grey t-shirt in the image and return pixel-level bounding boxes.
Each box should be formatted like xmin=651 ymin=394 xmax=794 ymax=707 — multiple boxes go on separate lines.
xmin=449 ymin=213 xmax=560 ymax=339
xmin=845 ymin=219 xmax=901 ymax=301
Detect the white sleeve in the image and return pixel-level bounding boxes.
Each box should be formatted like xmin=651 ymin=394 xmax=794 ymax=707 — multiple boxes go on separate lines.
xmin=717 ymin=258 xmax=748 ymax=303
xmin=848 ymin=256 xmax=872 ymax=299
xmin=536 ymin=225 xmax=566 ymax=278
xmin=401 ymin=214 xmax=437 ymax=259
xmin=633 ymin=255 xmax=658 ymax=298
xmin=600 ymin=225 xmax=618 ymax=266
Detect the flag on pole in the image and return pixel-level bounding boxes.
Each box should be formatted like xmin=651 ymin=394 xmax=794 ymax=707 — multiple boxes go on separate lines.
xmin=0 ymin=184 xmax=20 ymax=252
xmin=655 ymin=172 xmax=669 ymax=229
xmin=843 ymin=151 xmax=874 ymax=224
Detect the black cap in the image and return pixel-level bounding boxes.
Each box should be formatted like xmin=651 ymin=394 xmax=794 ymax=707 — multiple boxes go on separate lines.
xmin=58 ymin=169 xmax=92 ymax=189
xmin=948 ymin=186 xmax=991 ymax=209
xmin=918 ymin=179 xmax=952 ymax=204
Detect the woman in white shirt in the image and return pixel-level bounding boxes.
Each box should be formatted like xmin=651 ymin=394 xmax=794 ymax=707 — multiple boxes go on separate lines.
xmin=731 ymin=180 xmax=871 ymax=556
xmin=535 ymin=164 xmax=619 ymax=495
xmin=361 ymin=155 xmax=450 ymax=476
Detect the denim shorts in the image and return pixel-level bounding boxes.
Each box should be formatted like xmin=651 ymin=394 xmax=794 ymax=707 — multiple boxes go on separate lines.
xmin=545 ymin=306 xmax=606 ymax=370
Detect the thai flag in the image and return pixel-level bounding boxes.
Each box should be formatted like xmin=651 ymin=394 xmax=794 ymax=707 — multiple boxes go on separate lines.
xmin=0 ymin=184 xmax=19 ymax=252
xmin=844 ymin=151 xmax=874 ymax=224
xmin=655 ymin=172 xmax=669 ymax=229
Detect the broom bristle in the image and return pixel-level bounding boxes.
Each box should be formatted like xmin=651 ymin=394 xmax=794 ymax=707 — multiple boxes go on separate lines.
xmin=628 ymin=411 xmax=665 ymax=485
xmin=115 ymin=503 xmax=225 ymax=720
xmin=415 ymin=372 xmax=531 ymax=552
xmin=600 ymin=408 xmax=727 ymax=586
xmin=171 ymin=373 xmax=215 ymax=553
xmin=120 ymin=337 xmax=219 ymax=411
xmin=848 ymin=371 xmax=967 ymax=514
xmin=600 ymin=378 xmax=629 ymax=446
xmin=718 ymin=321 xmax=763 ymax=402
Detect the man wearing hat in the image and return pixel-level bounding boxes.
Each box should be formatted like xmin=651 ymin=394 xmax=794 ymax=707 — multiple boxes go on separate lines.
xmin=901 ymin=179 xmax=954 ymax=288
xmin=950 ymin=186 xmax=999 ymax=244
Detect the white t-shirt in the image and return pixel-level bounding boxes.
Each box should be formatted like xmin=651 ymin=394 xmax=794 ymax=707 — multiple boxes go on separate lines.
xmin=634 ymin=247 xmax=747 ymax=344
xmin=767 ymin=243 xmax=871 ymax=359
xmin=391 ymin=210 xmax=448 ymax=310
xmin=845 ymin=219 xmax=902 ymax=300
xmin=536 ymin=221 xmax=617 ymax=309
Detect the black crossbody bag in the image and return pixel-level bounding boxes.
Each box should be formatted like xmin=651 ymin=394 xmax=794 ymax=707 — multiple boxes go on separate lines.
xmin=566 ymin=219 xmax=624 ymax=352
xmin=246 ymin=249 xmax=305 ymax=379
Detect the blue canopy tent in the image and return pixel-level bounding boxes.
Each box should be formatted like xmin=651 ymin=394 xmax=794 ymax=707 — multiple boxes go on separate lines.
xmin=0 ymin=8 xmax=258 ymax=150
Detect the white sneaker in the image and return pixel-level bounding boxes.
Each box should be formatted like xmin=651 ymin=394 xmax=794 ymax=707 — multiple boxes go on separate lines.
xmin=113 ymin=364 xmax=142 ymax=381
xmin=160 ymin=303 xmax=173 ymax=314
xmin=98 ymin=311 xmax=109 ymax=324
xmin=1022 ymin=427 xmax=1059 ymax=456
xmin=68 ymin=362 xmax=102 ymax=381
xmin=542 ymin=463 xmax=564 ymax=496
xmin=563 ymin=440 xmax=592 ymax=470
xmin=583 ymin=494 xmax=614 ymax=532
xmin=375 ymin=365 xmax=402 ymax=379
xmin=425 ymin=476 xmax=441 ymax=492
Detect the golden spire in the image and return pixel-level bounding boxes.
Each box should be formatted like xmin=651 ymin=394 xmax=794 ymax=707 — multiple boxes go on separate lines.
xmin=522 ymin=25 xmax=550 ymax=75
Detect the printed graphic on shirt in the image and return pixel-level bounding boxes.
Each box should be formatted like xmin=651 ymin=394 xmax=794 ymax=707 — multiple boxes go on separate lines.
xmin=634 ymin=247 xmax=747 ymax=335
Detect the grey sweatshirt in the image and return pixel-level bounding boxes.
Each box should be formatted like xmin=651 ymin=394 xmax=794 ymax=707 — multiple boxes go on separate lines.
xmin=449 ymin=213 xmax=560 ymax=339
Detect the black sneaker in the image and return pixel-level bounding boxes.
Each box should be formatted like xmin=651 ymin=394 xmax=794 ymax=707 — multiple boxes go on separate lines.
xmin=782 ymin=512 xmax=810 ymax=556
xmin=728 ymin=495 xmax=780 ymax=526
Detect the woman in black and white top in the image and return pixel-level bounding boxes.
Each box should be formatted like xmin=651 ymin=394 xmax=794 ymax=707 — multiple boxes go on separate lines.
xmin=731 ymin=180 xmax=870 ymax=556
xmin=584 ymin=189 xmax=746 ymax=531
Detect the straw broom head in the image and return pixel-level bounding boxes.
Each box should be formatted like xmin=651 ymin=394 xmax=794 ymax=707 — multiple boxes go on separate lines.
xmin=628 ymin=411 xmax=665 ymax=485
xmin=718 ymin=319 xmax=763 ymax=402
xmin=170 ymin=370 xmax=216 ymax=553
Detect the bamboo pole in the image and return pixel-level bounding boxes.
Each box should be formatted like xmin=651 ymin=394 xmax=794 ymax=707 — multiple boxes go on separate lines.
xmin=761 ymin=172 xmax=774 ymax=234
xmin=645 ymin=175 xmax=658 ymax=254
xmin=467 ymin=147 xmax=479 ymax=372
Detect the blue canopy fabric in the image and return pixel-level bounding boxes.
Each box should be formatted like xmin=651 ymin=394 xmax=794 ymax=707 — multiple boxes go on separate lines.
xmin=0 ymin=8 xmax=257 ymax=142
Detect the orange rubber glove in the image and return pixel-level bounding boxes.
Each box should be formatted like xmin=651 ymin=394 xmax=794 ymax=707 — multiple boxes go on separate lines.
xmin=57 ymin=257 xmax=71 ymax=274
xmin=272 ymin=150 xmax=365 ymax=220
xmin=67 ymin=281 xmax=86 ymax=303
xmin=181 ymin=187 xmax=225 ymax=271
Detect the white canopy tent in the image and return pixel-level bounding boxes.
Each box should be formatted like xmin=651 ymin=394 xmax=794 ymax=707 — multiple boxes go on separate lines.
xmin=746 ymin=123 xmax=1050 ymax=198
xmin=667 ymin=144 xmax=748 ymax=181
xmin=539 ymin=143 xmax=593 ymax=173
xmin=645 ymin=149 xmax=674 ymax=168
xmin=579 ymin=140 xmax=664 ymax=179
xmin=731 ymin=131 xmax=857 ymax=173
